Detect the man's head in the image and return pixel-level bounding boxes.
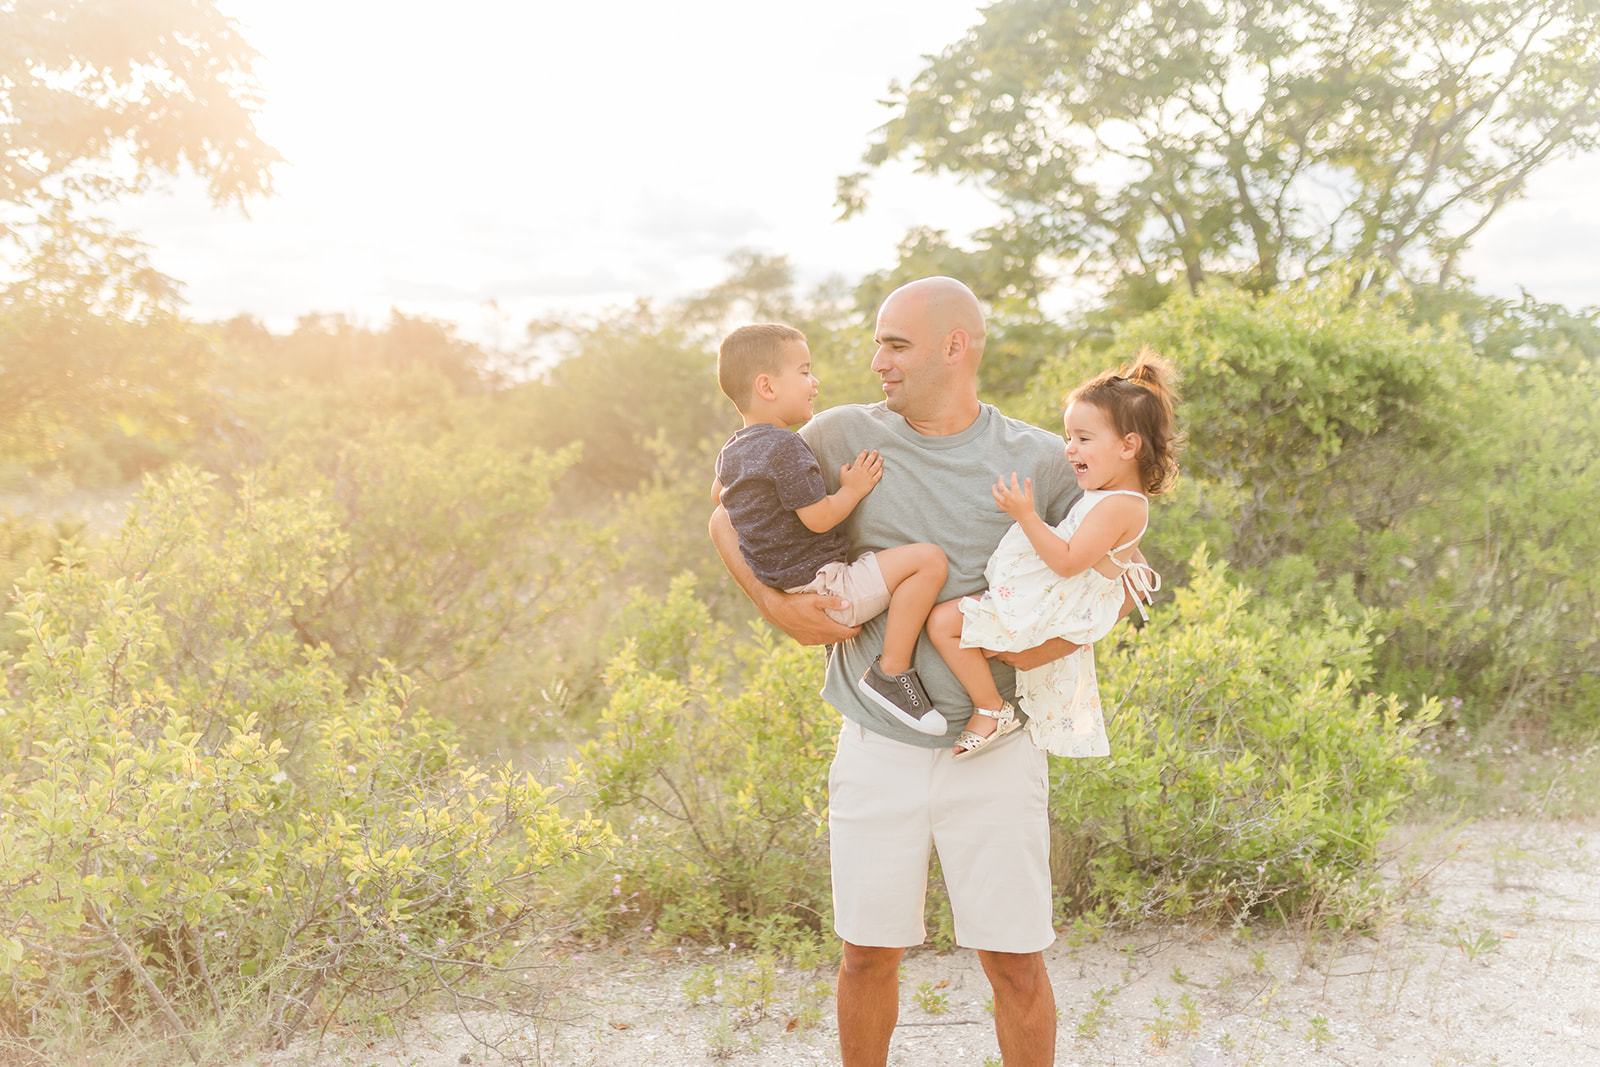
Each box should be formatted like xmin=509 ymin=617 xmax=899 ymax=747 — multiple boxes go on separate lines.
xmin=717 ymin=323 xmax=810 ymax=415
xmin=871 ymin=277 xmax=987 ymax=430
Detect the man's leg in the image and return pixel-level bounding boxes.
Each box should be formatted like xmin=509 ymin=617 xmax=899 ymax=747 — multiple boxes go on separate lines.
xmin=837 ymin=942 xmax=904 ymax=1067
xmin=928 ymin=729 xmax=1056 ymax=1061
xmin=978 ymin=949 xmax=1056 ymax=1067
xmin=828 ymin=723 xmax=936 ymax=1064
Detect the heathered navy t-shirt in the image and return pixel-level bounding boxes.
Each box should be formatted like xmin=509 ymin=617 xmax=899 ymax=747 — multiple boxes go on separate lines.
xmin=716 ymin=423 xmax=850 ymax=589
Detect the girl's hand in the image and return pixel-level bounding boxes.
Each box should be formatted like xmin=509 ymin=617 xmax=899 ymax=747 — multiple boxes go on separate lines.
xmin=992 ymin=473 xmax=1037 ymax=521
xmin=839 ymin=450 xmax=884 ymax=497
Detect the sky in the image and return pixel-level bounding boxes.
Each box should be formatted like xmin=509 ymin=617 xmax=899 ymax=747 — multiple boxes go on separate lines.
xmin=110 ymin=0 xmax=1600 ymax=346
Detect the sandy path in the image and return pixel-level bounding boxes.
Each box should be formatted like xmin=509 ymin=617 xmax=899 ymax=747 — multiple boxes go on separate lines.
xmin=257 ymin=820 xmax=1600 ymax=1067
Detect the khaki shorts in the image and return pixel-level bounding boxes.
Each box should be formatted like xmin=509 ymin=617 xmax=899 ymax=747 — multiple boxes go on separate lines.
xmin=787 ymin=552 xmax=891 ymax=628
xmin=827 ymin=719 xmax=1056 ymax=954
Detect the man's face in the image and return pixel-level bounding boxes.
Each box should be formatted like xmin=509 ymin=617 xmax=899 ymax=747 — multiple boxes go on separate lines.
xmin=871 ymin=292 xmax=948 ymax=418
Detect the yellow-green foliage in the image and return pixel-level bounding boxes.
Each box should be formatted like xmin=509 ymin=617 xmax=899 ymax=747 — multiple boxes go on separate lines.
xmin=1027 ymin=280 xmax=1600 ymax=730
xmin=0 ymin=469 xmax=608 ymax=1051
xmin=1053 ymin=549 xmax=1437 ymax=921
xmin=577 ymin=565 xmax=1432 ymax=944
xmin=576 ymin=576 xmax=835 ymax=949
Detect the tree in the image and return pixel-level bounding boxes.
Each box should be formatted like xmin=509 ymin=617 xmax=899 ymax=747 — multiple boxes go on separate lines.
xmin=1 ymin=0 xmax=279 ymax=473
xmin=0 ymin=225 xmax=215 ymax=477
xmin=840 ymin=0 xmax=1600 ymax=294
xmin=2 ymin=0 xmax=278 ymax=230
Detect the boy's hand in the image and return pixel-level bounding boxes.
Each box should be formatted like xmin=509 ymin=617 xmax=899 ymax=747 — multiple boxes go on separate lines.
xmin=839 ymin=450 xmax=884 ymax=498
xmin=992 ymin=473 xmax=1037 ymax=521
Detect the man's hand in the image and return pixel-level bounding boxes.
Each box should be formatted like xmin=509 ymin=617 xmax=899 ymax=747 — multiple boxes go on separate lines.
xmin=711 ymin=505 xmax=861 ymax=646
xmin=765 ymin=590 xmax=861 ymax=646
xmin=984 ymin=637 xmax=1080 ymax=671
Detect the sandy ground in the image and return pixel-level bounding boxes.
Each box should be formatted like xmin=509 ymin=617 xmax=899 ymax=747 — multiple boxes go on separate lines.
xmin=255 ymin=820 xmax=1600 ymax=1067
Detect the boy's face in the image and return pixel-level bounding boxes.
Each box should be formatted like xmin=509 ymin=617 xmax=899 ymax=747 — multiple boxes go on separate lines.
xmin=768 ymin=340 xmax=819 ymax=426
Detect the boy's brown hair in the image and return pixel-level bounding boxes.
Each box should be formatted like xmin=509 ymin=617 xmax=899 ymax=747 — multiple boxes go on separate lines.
xmin=717 ymin=323 xmax=807 ymax=412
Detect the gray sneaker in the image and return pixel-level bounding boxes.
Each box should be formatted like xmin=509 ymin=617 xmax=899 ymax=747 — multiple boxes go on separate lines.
xmin=858 ymin=657 xmax=947 ymax=735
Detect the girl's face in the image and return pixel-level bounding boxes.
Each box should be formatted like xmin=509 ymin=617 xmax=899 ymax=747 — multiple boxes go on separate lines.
xmin=1063 ymin=400 xmax=1140 ymax=491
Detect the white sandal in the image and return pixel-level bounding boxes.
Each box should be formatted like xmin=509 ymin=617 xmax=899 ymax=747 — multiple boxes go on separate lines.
xmin=951 ymin=701 xmax=1021 ymax=761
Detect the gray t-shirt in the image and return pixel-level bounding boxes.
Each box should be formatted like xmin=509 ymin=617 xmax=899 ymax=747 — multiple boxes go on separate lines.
xmin=800 ymin=402 xmax=1080 ymax=747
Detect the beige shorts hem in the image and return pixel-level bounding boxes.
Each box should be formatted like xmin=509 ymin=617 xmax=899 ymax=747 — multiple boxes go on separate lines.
xmin=828 ymin=719 xmax=1056 ymax=955
xmin=787 ymin=553 xmax=892 ymax=627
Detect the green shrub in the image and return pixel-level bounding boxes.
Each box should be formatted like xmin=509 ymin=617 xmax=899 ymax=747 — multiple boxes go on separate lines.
xmin=575 ymin=576 xmax=835 ymax=951
xmin=1024 ymin=279 xmax=1469 ymax=589
xmin=0 ymin=469 xmax=608 ymax=1056
xmin=1051 ymin=549 xmax=1437 ymax=923
xmin=1374 ymin=359 xmax=1600 ymax=728
xmin=1024 ymin=280 xmax=1600 ymax=734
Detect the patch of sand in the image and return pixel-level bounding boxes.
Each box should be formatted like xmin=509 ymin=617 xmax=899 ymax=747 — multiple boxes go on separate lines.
xmin=254 ymin=821 xmax=1600 ymax=1066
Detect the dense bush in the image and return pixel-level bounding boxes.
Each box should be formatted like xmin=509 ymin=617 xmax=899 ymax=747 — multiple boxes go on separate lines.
xmin=1052 ymin=550 xmax=1437 ymax=922
xmin=1023 ymin=280 xmax=1600 ymax=733
xmin=1023 ymin=280 xmax=1469 ymax=582
xmin=269 ymin=425 xmax=598 ymax=696
xmin=572 ymin=577 xmax=836 ymax=950
xmin=0 ymin=470 xmax=608 ymax=1055
xmin=1377 ymin=357 xmax=1600 ymax=727
xmin=568 ymin=568 xmax=1433 ymax=945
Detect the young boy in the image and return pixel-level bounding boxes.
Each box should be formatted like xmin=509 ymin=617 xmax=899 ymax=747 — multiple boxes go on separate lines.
xmin=713 ymin=323 xmax=950 ymax=734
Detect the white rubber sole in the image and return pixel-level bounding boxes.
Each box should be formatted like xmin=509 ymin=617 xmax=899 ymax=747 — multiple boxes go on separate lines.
xmin=857 ymin=677 xmax=948 ymax=735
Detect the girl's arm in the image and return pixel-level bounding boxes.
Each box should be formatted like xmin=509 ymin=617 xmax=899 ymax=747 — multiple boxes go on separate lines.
xmin=993 ymin=474 xmax=1144 ymax=579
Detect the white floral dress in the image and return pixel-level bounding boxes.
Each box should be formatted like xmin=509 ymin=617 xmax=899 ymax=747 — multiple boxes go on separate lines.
xmin=957 ymin=489 xmax=1159 ymax=757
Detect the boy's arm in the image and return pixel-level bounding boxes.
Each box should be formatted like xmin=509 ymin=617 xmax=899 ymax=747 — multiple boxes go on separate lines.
xmin=709 ymin=506 xmax=860 ymax=646
xmin=793 ymin=449 xmax=882 ymax=534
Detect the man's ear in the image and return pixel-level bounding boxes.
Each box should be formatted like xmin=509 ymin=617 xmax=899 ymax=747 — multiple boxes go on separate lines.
xmin=944 ymin=328 xmax=969 ymax=364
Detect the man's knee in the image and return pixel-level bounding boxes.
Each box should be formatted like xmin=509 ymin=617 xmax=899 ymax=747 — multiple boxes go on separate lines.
xmin=978 ymin=949 xmax=1050 ymax=997
xmin=841 ymin=942 xmax=904 ymax=979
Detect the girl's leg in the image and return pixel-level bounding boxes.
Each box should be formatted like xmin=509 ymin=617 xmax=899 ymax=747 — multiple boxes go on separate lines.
xmin=926 ymin=599 xmax=1005 ymax=729
xmin=872 ymin=543 xmax=948 ymax=675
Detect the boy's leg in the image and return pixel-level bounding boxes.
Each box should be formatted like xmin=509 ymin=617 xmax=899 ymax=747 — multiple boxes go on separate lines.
xmin=871 ymin=543 xmax=947 ymax=675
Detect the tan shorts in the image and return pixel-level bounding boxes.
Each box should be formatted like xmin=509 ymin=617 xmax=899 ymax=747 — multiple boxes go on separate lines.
xmin=827 ymin=719 xmax=1056 ymax=954
xmin=787 ymin=552 xmax=891 ymax=628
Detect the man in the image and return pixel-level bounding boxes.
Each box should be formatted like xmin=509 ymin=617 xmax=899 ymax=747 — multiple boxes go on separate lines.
xmin=710 ymin=277 xmax=1085 ymax=1067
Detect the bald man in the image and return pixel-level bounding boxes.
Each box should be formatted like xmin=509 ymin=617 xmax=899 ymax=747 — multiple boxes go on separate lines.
xmin=711 ymin=277 xmax=1085 ymax=1067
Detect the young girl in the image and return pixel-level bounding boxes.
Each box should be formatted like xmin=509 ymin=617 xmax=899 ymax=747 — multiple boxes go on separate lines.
xmin=927 ymin=349 xmax=1183 ymax=759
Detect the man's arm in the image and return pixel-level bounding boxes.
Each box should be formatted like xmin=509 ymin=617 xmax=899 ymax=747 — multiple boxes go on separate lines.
xmin=710 ymin=506 xmax=861 ymax=646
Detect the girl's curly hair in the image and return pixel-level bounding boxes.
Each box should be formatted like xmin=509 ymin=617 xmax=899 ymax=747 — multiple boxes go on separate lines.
xmin=1068 ymin=347 xmax=1184 ymax=496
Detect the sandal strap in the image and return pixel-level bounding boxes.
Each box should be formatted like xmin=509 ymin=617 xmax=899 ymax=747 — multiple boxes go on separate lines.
xmin=953 ymin=729 xmax=990 ymax=750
